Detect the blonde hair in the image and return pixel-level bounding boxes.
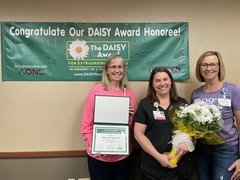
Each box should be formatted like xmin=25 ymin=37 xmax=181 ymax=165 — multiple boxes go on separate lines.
xmin=195 ymin=51 xmax=225 ymax=82
xmin=102 ymin=54 xmax=128 ymax=91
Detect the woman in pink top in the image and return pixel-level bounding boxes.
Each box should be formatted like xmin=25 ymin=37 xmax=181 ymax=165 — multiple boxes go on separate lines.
xmin=81 ymin=54 xmax=137 ymax=180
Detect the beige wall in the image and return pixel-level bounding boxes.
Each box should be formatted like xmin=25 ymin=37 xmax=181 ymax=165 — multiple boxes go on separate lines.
xmin=0 ymin=0 xmax=240 ymax=152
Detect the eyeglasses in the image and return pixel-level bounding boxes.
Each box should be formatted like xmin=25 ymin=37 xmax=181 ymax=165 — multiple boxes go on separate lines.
xmin=200 ymin=63 xmax=219 ymax=70
xmin=108 ymin=65 xmax=124 ymax=70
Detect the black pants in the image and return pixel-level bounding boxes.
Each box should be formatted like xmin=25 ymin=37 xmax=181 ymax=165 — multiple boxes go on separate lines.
xmin=87 ymin=155 xmax=130 ymax=180
xmin=141 ymin=172 xmax=189 ymax=180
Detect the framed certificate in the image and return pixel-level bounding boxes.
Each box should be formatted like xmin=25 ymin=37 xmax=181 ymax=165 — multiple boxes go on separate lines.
xmin=92 ymin=124 xmax=129 ymax=155
xmin=94 ymin=95 xmax=130 ymax=124
xmin=92 ymin=95 xmax=130 ymax=155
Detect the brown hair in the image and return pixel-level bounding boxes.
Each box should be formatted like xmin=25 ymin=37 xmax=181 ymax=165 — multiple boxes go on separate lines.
xmin=147 ymin=67 xmax=179 ymax=103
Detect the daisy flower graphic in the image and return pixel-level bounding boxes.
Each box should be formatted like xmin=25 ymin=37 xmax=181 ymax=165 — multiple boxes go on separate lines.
xmin=68 ymin=39 xmax=90 ymax=60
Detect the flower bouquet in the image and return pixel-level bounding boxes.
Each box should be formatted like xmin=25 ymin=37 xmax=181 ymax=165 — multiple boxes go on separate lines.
xmin=167 ymin=101 xmax=225 ymax=165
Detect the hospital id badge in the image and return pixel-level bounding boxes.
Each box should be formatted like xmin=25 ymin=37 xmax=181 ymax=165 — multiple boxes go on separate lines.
xmin=153 ymin=111 xmax=166 ymax=120
xmin=218 ymin=98 xmax=231 ymax=107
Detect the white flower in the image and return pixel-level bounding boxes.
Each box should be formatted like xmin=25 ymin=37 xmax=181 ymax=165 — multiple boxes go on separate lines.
xmin=208 ymin=104 xmax=221 ymax=118
xmin=171 ymin=100 xmax=225 ymax=147
xmin=198 ymin=108 xmax=213 ymax=123
xmin=177 ymin=101 xmax=223 ymax=125
xmin=68 ymin=39 xmax=90 ymax=60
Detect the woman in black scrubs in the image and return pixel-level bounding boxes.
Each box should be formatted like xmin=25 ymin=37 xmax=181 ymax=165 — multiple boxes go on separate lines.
xmin=134 ymin=67 xmax=193 ymax=180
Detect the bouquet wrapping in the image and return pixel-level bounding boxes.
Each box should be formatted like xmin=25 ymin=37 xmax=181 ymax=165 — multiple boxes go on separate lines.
xmin=168 ymin=101 xmax=225 ymax=165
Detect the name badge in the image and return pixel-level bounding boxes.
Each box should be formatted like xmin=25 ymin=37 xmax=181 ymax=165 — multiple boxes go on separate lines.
xmin=218 ymin=98 xmax=231 ymax=107
xmin=153 ymin=111 xmax=166 ymax=120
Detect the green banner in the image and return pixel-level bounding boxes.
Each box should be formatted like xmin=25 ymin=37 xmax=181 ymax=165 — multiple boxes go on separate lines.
xmin=1 ymin=22 xmax=189 ymax=81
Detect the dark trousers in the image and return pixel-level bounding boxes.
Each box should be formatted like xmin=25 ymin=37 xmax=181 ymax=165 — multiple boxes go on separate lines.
xmin=141 ymin=172 xmax=189 ymax=180
xmin=87 ymin=155 xmax=130 ymax=180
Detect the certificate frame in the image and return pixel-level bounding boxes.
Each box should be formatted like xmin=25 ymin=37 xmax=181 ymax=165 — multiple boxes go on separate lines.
xmin=91 ymin=124 xmax=129 ymax=155
xmin=94 ymin=95 xmax=130 ymax=124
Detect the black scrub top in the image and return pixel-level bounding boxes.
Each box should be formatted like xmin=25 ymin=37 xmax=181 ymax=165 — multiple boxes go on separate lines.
xmin=134 ymin=97 xmax=192 ymax=179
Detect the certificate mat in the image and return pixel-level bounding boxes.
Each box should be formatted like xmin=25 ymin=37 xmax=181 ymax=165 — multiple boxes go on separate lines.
xmin=91 ymin=124 xmax=129 ymax=155
xmin=94 ymin=95 xmax=130 ymax=124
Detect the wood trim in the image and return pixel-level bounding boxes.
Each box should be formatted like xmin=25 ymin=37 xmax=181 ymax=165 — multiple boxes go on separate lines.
xmin=0 ymin=150 xmax=87 ymax=158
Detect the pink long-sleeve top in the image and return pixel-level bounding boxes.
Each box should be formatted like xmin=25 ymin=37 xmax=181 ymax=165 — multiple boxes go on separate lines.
xmin=81 ymin=83 xmax=137 ymax=162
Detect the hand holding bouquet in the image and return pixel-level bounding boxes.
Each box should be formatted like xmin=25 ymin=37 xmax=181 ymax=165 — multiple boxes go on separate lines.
xmin=168 ymin=101 xmax=225 ymax=165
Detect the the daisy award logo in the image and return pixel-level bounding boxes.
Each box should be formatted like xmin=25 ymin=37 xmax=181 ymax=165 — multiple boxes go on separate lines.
xmin=68 ymin=39 xmax=90 ymax=60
